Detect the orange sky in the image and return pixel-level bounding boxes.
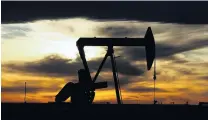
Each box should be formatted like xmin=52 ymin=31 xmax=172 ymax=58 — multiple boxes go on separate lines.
xmin=1 ymin=18 xmax=208 ymax=104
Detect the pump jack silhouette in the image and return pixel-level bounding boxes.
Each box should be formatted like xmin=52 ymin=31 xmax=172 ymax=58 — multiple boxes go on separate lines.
xmin=55 ymin=27 xmax=155 ymax=104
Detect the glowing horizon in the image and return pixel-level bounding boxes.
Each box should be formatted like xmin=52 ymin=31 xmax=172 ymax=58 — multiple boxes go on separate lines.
xmin=1 ymin=18 xmax=208 ymax=104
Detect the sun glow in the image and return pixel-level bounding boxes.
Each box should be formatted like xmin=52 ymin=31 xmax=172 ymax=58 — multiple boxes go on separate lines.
xmin=40 ymin=38 xmax=78 ymax=60
xmin=40 ymin=38 xmax=106 ymax=61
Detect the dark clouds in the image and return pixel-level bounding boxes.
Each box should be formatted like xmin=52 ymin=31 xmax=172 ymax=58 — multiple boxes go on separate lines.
xmin=98 ymin=24 xmax=170 ymax=38
xmin=88 ymin=57 xmax=144 ymax=76
xmin=1 ymin=86 xmax=60 ymax=94
xmin=96 ymin=23 xmax=208 ymax=64
xmin=2 ymin=2 xmax=208 ymax=24
xmin=168 ymin=56 xmax=189 ymax=64
xmin=126 ymin=86 xmax=168 ymax=93
xmin=119 ymin=39 xmax=208 ymax=61
xmin=99 ymin=26 xmax=144 ymax=37
xmin=1 ymin=25 xmax=32 ymax=39
xmin=2 ymin=32 xmax=26 ymax=39
xmin=2 ymin=25 xmax=31 ymax=32
xmin=2 ymin=54 xmax=144 ymax=77
xmin=176 ymin=68 xmax=197 ymax=75
xmin=200 ymin=76 xmax=208 ymax=81
xmin=2 ymin=86 xmax=41 ymax=93
xmin=2 ymin=55 xmax=79 ymax=77
xmin=201 ymin=92 xmax=208 ymax=97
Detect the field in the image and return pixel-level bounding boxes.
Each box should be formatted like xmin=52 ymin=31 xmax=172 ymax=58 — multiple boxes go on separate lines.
xmin=2 ymin=103 xmax=208 ymax=120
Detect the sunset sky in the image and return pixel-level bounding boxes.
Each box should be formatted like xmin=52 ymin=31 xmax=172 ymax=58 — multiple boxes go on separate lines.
xmin=1 ymin=2 xmax=208 ymax=104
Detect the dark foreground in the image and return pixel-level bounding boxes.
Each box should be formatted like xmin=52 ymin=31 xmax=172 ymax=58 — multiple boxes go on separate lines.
xmin=2 ymin=103 xmax=208 ymax=120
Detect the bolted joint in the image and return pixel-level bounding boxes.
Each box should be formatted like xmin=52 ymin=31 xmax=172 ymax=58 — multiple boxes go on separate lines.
xmin=107 ymin=45 xmax=114 ymax=55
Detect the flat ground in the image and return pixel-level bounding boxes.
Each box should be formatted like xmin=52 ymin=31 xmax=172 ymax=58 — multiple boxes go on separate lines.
xmin=2 ymin=103 xmax=208 ymax=120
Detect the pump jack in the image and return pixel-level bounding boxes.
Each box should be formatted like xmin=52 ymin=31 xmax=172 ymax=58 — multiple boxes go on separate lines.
xmin=55 ymin=27 xmax=155 ymax=104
